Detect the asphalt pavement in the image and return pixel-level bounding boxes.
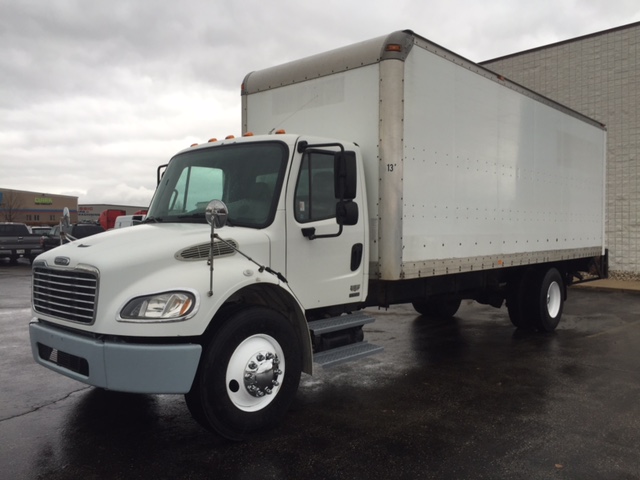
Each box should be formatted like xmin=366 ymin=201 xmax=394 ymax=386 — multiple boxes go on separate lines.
xmin=2 ymin=260 xmax=640 ymax=479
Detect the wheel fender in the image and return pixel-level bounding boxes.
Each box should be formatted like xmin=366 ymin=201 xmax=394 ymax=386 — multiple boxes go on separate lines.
xmin=210 ymin=282 xmax=313 ymax=375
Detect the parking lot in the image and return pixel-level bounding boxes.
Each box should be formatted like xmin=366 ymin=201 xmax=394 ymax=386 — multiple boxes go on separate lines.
xmin=1 ymin=259 xmax=640 ymax=479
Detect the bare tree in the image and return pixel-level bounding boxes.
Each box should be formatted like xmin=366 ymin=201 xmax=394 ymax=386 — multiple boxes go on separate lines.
xmin=0 ymin=190 xmax=24 ymax=222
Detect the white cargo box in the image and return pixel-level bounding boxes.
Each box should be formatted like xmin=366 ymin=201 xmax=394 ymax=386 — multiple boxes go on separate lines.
xmin=243 ymin=30 xmax=606 ymax=281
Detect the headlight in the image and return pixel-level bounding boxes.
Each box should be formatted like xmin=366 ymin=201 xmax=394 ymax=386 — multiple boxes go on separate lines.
xmin=119 ymin=291 xmax=197 ymax=322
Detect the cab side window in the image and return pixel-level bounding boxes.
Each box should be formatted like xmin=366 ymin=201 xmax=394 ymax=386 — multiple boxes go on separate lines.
xmin=295 ymin=152 xmax=336 ymax=223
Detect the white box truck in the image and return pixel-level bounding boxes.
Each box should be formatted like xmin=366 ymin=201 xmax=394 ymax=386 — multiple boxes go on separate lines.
xmin=29 ymin=30 xmax=607 ymax=440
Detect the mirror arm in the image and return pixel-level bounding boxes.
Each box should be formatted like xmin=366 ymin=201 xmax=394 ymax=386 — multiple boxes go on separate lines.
xmin=207 ymin=216 xmax=216 ymax=297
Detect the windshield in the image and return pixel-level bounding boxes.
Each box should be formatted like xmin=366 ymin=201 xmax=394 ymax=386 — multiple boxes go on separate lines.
xmin=147 ymin=141 xmax=289 ymax=228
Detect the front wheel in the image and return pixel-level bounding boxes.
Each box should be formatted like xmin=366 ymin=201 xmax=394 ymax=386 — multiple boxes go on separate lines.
xmin=185 ymin=307 xmax=302 ymax=440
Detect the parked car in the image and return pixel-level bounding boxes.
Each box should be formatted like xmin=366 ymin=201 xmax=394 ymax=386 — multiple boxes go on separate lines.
xmin=40 ymin=223 xmax=105 ymax=252
xmin=114 ymin=214 xmax=145 ymax=229
xmin=30 ymin=226 xmax=53 ymax=236
xmin=0 ymin=222 xmax=43 ymax=263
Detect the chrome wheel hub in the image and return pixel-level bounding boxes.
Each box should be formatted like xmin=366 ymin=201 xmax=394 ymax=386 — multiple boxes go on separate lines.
xmin=226 ymin=333 xmax=285 ymax=412
xmin=546 ymin=281 xmax=562 ymax=318
xmin=243 ymin=351 xmax=282 ymax=397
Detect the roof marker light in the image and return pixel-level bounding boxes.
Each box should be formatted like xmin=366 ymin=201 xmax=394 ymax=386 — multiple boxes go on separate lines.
xmin=275 ymin=129 xmax=286 ymax=134
xmin=385 ymin=43 xmax=402 ymax=52
xmin=244 ymin=132 xmax=254 ymax=137
xmin=190 ymin=143 xmax=198 ymax=147
xmin=225 ymin=135 xmax=235 ymax=139
xmin=208 ymin=138 xmax=218 ymax=143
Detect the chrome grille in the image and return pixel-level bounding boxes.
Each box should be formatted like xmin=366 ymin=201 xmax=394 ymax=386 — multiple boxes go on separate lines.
xmin=177 ymin=239 xmax=237 ymax=261
xmin=32 ymin=266 xmax=98 ymax=324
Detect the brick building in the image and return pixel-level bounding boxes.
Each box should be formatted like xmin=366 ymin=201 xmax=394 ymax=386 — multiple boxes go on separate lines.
xmin=482 ymin=22 xmax=640 ymax=274
xmin=0 ymin=188 xmax=78 ymax=226
xmin=0 ymin=188 xmax=147 ymax=227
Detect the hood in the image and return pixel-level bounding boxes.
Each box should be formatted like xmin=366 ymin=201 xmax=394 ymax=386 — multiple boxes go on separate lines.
xmin=35 ymin=223 xmax=271 ymax=272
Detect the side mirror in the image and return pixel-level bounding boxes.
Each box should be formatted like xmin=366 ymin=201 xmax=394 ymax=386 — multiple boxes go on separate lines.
xmin=205 ymin=200 xmax=228 ymax=228
xmin=157 ymin=164 xmax=168 ymax=185
xmin=336 ymin=201 xmax=358 ymax=226
xmin=334 ymin=151 xmax=357 ymax=200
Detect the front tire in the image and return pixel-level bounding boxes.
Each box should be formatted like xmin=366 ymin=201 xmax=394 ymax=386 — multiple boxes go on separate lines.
xmin=185 ymin=307 xmax=302 ymax=440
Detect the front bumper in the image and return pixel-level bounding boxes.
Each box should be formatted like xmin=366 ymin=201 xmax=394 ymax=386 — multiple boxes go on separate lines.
xmin=29 ymin=321 xmax=202 ymax=394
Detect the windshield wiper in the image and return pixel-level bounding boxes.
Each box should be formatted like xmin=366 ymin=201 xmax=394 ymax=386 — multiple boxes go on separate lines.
xmin=142 ymin=216 xmax=163 ymax=223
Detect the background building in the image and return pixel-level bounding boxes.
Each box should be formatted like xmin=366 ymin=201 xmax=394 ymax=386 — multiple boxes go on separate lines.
xmin=0 ymin=187 xmax=147 ymax=227
xmin=0 ymin=188 xmax=78 ymax=225
xmin=78 ymin=204 xmax=148 ymax=223
xmin=482 ymin=22 xmax=640 ymax=275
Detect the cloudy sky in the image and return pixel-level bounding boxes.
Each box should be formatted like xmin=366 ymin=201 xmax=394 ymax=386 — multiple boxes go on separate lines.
xmin=2 ymin=0 xmax=639 ymax=207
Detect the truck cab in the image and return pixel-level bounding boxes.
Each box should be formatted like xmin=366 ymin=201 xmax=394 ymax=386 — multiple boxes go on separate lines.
xmin=148 ymin=133 xmax=367 ymax=309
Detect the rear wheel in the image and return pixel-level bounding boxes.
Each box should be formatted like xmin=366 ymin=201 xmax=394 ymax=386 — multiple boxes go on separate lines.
xmin=533 ymin=268 xmax=564 ymax=332
xmin=185 ymin=307 xmax=302 ymax=440
xmin=507 ymin=267 xmax=564 ymax=332
xmin=507 ymin=269 xmax=537 ymax=330
xmin=412 ymin=297 xmax=462 ymax=318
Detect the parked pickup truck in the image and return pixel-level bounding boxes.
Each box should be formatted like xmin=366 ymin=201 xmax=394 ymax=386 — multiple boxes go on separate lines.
xmin=0 ymin=222 xmax=43 ymax=263
xmin=40 ymin=223 xmax=105 ymax=252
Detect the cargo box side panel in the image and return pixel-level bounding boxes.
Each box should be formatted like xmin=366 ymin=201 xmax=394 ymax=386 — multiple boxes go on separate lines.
xmin=243 ymin=65 xmax=382 ymax=263
xmin=401 ymin=45 xmax=605 ymax=277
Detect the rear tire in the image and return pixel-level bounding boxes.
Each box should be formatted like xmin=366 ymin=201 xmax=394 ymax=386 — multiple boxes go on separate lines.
xmin=533 ymin=268 xmax=564 ymax=332
xmin=185 ymin=307 xmax=302 ymax=440
xmin=507 ymin=269 xmax=537 ymax=330
xmin=507 ymin=267 xmax=564 ymax=332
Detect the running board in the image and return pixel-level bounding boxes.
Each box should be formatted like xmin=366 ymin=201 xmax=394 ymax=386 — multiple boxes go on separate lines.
xmin=308 ymin=312 xmax=383 ymax=368
xmin=307 ymin=311 xmax=375 ymax=335
xmin=313 ymin=342 xmax=384 ymax=368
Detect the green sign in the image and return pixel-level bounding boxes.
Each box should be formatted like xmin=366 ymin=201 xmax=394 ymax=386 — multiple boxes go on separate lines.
xmin=35 ymin=197 xmax=53 ymax=205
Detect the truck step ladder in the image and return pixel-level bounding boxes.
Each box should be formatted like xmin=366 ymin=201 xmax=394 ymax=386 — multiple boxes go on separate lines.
xmin=307 ymin=311 xmax=375 ymax=335
xmin=313 ymin=342 xmax=384 ymax=368
xmin=309 ymin=312 xmax=383 ymax=368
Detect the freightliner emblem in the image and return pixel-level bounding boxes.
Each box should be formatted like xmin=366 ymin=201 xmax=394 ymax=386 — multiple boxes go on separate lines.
xmin=54 ymin=257 xmax=70 ymax=266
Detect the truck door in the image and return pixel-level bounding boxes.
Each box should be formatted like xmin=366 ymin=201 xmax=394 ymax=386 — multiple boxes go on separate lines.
xmin=285 ymin=146 xmax=366 ymax=309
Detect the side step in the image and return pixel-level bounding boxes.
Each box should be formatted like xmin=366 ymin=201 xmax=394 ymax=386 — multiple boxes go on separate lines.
xmin=309 ymin=312 xmax=383 ymax=368
xmin=307 ymin=311 xmax=375 ymax=335
xmin=313 ymin=342 xmax=384 ymax=368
